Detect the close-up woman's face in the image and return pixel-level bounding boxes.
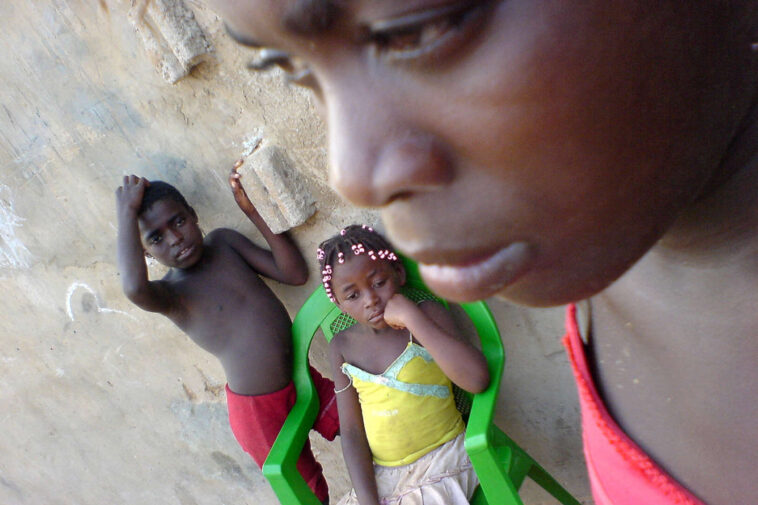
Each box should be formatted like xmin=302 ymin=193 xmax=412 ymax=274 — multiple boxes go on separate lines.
xmin=209 ymin=0 xmax=757 ymax=305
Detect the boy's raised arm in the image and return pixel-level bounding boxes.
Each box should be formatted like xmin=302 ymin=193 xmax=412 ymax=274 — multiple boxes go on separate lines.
xmin=116 ymin=175 xmax=174 ymax=314
xmin=227 ymin=162 xmax=308 ymax=285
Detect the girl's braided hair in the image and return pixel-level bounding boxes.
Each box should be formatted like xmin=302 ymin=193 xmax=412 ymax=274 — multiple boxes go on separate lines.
xmin=317 ymin=224 xmax=399 ymax=302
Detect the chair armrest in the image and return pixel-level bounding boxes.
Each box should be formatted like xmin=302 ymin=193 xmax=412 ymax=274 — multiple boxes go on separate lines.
xmin=460 ymin=300 xmax=505 ymax=457
xmin=465 ymin=377 xmax=499 ymax=455
xmin=460 ymin=301 xmax=521 ymax=503
xmin=262 ymin=370 xmax=321 ymax=505
xmin=262 ymin=288 xmax=335 ymax=505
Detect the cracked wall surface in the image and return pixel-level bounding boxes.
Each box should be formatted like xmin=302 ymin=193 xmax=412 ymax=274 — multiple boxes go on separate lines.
xmin=0 ymin=1 xmax=591 ymax=504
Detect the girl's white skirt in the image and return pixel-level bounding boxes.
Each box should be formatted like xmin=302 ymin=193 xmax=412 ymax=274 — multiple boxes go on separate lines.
xmin=337 ymin=433 xmax=478 ymax=505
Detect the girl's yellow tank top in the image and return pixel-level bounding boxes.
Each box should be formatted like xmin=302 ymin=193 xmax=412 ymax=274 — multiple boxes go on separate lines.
xmin=341 ymin=338 xmax=465 ymax=467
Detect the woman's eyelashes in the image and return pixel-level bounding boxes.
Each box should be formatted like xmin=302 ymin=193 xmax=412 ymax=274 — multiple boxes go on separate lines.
xmin=365 ymin=0 xmax=493 ymax=62
xmin=246 ymin=50 xmax=321 ymax=95
xmin=246 ymin=48 xmax=292 ymax=72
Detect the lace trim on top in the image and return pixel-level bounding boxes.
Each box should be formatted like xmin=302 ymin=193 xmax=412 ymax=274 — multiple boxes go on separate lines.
xmin=341 ymin=344 xmax=451 ymax=399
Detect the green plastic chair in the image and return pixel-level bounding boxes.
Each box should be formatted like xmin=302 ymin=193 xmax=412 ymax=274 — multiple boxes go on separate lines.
xmin=262 ymin=257 xmax=582 ymax=505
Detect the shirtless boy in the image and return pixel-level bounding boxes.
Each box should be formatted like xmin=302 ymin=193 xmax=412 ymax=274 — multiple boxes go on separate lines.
xmin=202 ymin=2 xmax=757 ymax=504
xmin=116 ymin=169 xmax=338 ymax=503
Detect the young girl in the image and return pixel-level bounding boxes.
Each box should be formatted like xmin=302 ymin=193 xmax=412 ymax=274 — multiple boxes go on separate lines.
xmin=317 ymin=225 xmax=490 ymax=505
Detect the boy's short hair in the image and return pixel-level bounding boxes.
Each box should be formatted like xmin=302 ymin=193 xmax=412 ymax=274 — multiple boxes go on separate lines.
xmin=139 ymin=181 xmax=191 ymax=216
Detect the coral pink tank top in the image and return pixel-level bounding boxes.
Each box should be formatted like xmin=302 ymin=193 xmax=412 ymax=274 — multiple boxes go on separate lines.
xmin=562 ymin=304 xmax=705 ymax=505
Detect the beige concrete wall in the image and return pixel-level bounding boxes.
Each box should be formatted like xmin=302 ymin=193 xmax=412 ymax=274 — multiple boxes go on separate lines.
xmin=0 ymin=1 xmax=590 ymax=504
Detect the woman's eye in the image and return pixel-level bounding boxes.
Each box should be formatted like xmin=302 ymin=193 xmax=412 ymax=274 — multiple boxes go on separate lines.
xmin=151 ymin=235 xmax=162 ymax=245
xmin=372 ymin=14 xmax=452 ymax=52
xmin=175 ymin=217 xmax=185 ymax=226
xmin=374 ymin=279 xmax=386 ymax=288
xmin=247 ymin=48 xmax=293 ymax=72
xmin=346 ymin=292 xmax=359 ymax=301
xmin=366 ymin=1 xmax=492 ymax=62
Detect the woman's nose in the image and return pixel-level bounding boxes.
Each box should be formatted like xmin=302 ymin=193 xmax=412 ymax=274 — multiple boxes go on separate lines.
xmin=326 ymin=85 xmax=454 ymax=208
xmin=167 ymin=230 xmax=183 ymax=246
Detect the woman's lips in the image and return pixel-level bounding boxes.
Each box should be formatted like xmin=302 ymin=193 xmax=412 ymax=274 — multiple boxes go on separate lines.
xmin=418 ymin=242 xmax=533 ymax=302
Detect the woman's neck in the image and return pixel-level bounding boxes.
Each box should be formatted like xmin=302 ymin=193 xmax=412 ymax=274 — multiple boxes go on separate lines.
xmin=654 ymin=95 xmax=758 ymax=264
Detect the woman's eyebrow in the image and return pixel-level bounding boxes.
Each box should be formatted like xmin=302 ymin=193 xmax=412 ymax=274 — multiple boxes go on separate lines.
xmin=223 ymin=0 xmax=341 ymax=47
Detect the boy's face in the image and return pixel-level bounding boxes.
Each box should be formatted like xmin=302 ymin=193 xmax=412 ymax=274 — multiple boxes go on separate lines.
xmin=138 ymin=199 xmax=204 ymax=269
xmin=210 ymin=0 xmax=756 ymax=305
xmin=332 ymin=255 xmax=405 ymax=330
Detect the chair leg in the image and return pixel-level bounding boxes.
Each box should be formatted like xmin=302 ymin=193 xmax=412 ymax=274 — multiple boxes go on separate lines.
xmin=527 ymin=463 xmax=583 ymax=505
xmin=488 ymin=427 xmax=582 ymax=505
xmin=471 ymin=451 xmax=525 ymax=505
xmin=478 ymin=479 xmax=524 ymax=505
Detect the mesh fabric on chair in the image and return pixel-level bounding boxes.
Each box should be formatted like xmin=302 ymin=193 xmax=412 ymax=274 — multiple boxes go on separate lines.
xmin=262 ymin=257 xmax=581 ymax=505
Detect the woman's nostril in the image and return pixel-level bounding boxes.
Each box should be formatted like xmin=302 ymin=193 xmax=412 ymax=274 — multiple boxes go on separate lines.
xmin=374 ymin=134 xmax=454 ymax=204
xmin=385 ymin=191 xmax=414 ymax=205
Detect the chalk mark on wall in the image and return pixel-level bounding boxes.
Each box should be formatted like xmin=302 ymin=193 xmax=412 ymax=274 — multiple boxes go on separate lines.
xmin=66 ymin=282 xmax=135 ymax=322
xmin=0 ymin=184 xmax=32 ymax=269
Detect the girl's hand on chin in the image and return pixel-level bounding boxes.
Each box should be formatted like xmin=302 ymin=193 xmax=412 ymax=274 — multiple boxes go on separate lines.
xmin=383 ymin=294 xmax=416 ymax=329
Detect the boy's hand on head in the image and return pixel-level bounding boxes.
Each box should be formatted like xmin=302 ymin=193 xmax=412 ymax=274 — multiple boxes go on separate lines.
xmin=383 ymin=293 xmax=417 ymax=330
xmin=229 ymin=159 xmax=257 ymax=214
xmin=115 ymin=175 xmax=149 ymax=217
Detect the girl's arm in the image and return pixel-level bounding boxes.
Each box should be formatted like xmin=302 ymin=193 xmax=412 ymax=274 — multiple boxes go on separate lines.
xmin=115 ymin=176 xmax=176 ymax=314
xmin=226 ymin=164 xmax=308 ymax=285
xmin=329 ymin=337 xmax=381 ymax=505
xmin=384 ymin=295 xmax=490 ymax=393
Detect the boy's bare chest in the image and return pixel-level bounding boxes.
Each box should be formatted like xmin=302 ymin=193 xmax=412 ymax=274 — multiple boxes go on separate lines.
xmin=176 ymin=253 xmax=267 ymax=307
xmin=166 ymin=249 xmax=290 ymax=349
